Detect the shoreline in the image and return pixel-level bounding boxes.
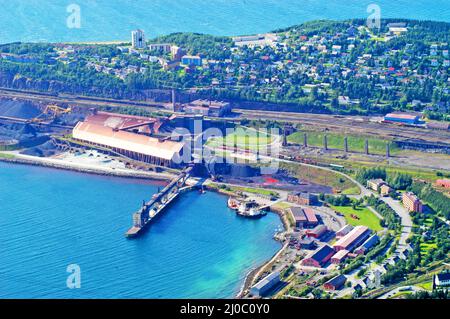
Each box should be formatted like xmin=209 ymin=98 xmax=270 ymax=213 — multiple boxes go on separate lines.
xmin=1 ymin=153 xmax=290 ymax=299
xmin=236 ymin=205 xmax=292 ymax=299
xmin=205 ymin=184 xmax=291 ymax=299
xmin=0 ymin=154 xmax=175 ymax=182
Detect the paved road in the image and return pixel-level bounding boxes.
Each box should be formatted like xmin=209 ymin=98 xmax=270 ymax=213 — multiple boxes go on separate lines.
xmin=380 ymin=197 xmax=413 ymax=249
xmin=210 ymin=145 xmax=413 ymax=251
xmin=378 ymin=286 xmax=425 ymax=299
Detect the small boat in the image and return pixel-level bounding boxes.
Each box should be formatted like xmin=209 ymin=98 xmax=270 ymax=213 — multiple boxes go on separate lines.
xmin=228 ymin=197 xmax=240 ymax=210
xmin=236 ymin=200 xmax=267 ymax=219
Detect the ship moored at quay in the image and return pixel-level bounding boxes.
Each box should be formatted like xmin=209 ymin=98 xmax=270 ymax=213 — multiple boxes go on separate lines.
xmin=228 ymin=197 xmax=268 ymax=219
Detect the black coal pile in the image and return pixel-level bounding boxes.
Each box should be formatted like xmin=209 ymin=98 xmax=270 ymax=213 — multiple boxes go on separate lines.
xmin=0 ymin=99 xmax=41 ymax=120
xmin=53 ymin=110 xmax=86 ymax=126
xmin=230 ymin=164 xmax=260 ymax=178
xmin=21 ymin=140 xmax=59 ymax=157
xmin=0 ymin=122 xmax=37 ymax=142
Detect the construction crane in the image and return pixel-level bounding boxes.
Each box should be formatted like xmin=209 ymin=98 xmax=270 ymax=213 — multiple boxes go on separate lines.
xmin=30 ymin=104 xmax=72 ymax=124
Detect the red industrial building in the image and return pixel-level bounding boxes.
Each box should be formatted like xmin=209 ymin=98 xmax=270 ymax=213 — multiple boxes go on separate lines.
xmin=287 ymin=192 xmax=318 ymax=205
xmin=301 ymin=245 xmax=335 ymax=268
xmin=289 ymin=207 xmax=319 ymax=229
xmin=72 ymin=112 xmax=184 ymax=168
xmin=303 ymin=208 xmax=319 ymax=225
xmin=306 ymin=225 xmax=328 ymax=239
xmin=436 ymin=179 xmax=450 ymax=188
xmin=333 ymin=226 xmax=371 ymax=252
xmin=336 ymin=225 xmax=353 ymax=238
xmin=324 ymin=275 xmax=347 ymax=291
xmin=331 ymin=249 xmax=350 ymax=264
xmin=384 ymin=112 xmax=421 ymax=125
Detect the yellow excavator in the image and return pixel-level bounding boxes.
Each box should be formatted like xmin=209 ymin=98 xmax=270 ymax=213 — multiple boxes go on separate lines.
xmin=30 ymin=104 xmax=72 ymax=124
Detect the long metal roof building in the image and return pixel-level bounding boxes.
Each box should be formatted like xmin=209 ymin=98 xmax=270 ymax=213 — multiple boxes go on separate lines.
xmin=73 ymin=121 xmax=184 ymax=166
xmin=333 ymin=225 xmax=371 ymax=252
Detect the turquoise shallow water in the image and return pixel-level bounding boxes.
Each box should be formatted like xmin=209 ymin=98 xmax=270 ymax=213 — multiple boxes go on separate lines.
xmin=0 ymin=0 xmax=449 ymax=43
xmin=0 ymin=162 xmax=282 ymax=298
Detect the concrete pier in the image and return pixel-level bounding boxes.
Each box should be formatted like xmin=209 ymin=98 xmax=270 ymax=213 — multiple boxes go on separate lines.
xmin=126 ymin=166 xmax=193 ymax=238
xmin=324 ymin=135 xmax=328 ymax=151
xmin=344 ymin=137 xmax=349 ymax=153
xmin=365 ymin=139 xmax=369 ymax=155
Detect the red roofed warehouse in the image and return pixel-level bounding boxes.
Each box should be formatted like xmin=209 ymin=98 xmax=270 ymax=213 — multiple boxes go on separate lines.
xmin=384 ymin=113 xmax=421 ymax=125
xmin=289 ymin=207 xmax=319 ymax=229
xmin=324 ymin=275 xmax=347 ymax=291
xmin=306 ymin=225 xmax=328 ymax=239
xmin=287 ymin=192 xmax=318 ymax=205
xmin=331 ymin=249 xmax=350 ymax=264
xmin=301 ymin=245 xmax=335 ymax=268
xmin=436 ymin=179 xmax=450 ymax=188
xmin=303 ymin=208 xmax=319 ymax=225
xmin=72 ymin=112 xmax=185 ymax=167
xmin=333 ymin=226 xmax=371 ymax=252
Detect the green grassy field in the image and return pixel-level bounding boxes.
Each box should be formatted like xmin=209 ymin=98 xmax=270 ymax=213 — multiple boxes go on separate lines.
xmin=420 ymin=242 xmax=438 ymax=255
xmin=208 ymin=183 xmax=278 ymax=197
xmin=288 ymin=131 xmax=400 ymax=155
xmin=280 ymin=162 xmax=359 ymax=195
xmin=305 ymin=155 xmax=441 ymax=184
xmin=229 ymin=186 xmax=278 ymax=197
xmin=388 ymin=291 xmax=412 ymax=299
xmin=207 ymin=127 xmax=274 ymax=151
xmin=330 ymin=205 xmax=383 ymax=231
xmin=0 ymin=152 xmax=15 ymax=159
xmin=416 ymin=281 xmax=433 ymax=291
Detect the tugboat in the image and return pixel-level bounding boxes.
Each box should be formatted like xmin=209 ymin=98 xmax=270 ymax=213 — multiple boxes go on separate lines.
xmin=227 ymin=197 xmax=240 ymax=210
xmin=236 ymin=200 xmax=267 ymax=219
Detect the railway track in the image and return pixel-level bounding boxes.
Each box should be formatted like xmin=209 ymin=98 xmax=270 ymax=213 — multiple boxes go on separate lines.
xmin=1 ymin=88 xmax=449 ymax=144
xmin=0 ymin=115 xmax=73 ymax=130
xmin=0 ymin=88 xmax=170 ymax=114
xmin=235 ymin=109 xmax=450 ymax=144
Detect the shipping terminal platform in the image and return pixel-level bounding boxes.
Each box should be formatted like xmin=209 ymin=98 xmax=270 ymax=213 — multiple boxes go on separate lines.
xmin=125 ymin=166 xmax=193 ymax=238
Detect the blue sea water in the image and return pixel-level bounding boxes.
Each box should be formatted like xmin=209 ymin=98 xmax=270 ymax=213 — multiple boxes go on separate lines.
xmin=0 ymin=162 xmax=282 ymax=298
xmin=0 ymin=0 xmax=449 ymax=43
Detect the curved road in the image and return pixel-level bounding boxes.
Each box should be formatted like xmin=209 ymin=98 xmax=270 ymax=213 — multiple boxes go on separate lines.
xmin=208 ymin=142 xmax=413 ymax=249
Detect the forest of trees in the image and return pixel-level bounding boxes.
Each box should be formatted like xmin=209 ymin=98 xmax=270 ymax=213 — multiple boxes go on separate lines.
xmin=409 ymin=182 xmax=450 ymax=219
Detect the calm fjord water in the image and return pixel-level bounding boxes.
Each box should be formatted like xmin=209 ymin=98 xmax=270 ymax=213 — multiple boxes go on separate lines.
xmin=0 ymin=0 xmax=449 ymax=43
xmin=0 ymin=162 xmax=281 ymax=298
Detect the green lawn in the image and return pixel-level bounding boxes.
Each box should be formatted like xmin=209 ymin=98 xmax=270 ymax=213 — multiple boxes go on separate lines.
xmin=0 ymin=152 xmax=15 ymax=159
xmin=280 ymin=162 xmax=358 ymax=194
xmin=416 ymin=281 xmax=433 ymax=291
xmin=342 ymin=186 xmax=361 ymax=195
xmin=207 ymin=127 xmax=274 ymax=151
xmin=330 ymin=205 xmax=383 ymax=231
xmin=288 ymin=131 xmax=400 ymax=155
xmin=423 ymin=218 xmax=434 ymax=227
xmin=230 ymin=186 xmax=278 ymax=197
xmin=420 ymin=242 xmax=438 ymax=255
xmin=388 ymin=291 xmax=412 ymax=299
xmin=209 ymin=183 xmax=278 ymax=197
